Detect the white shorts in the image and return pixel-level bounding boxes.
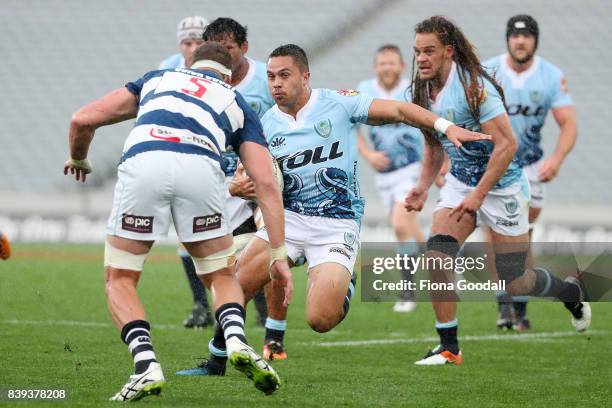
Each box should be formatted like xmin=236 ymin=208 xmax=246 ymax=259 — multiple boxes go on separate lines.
xmin=255 ymin=210 xmax=360 ymax=275
xmin=224 ymin=178 xmax=254 ymax=232
xmin=436 ymin=172 xmax=530 ymax=236
xmin=523 ymin=160 xmax=544 ymax=209
xmin=375 ymin=162 xmax=421 ymax=213
xmin=106 ymin=151 xmax=231 ymax=242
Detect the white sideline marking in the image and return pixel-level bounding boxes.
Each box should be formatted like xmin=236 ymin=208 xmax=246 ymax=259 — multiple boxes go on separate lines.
xmin=301 ymin=330 xmax=608 ymax=347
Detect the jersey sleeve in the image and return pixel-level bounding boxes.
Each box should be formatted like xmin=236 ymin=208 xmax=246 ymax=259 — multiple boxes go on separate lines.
xmin=330 ymin=89 xmax=374 ymax=124
xmin=231 ymin=92 xmax=268 ymax=152
xmin=479 ymin=77 xmax=507 ymax=124
xmin=125 ymin=70 xmax=165 ymax=101
xmin=550 ymin=68 xmax=573 ymax=108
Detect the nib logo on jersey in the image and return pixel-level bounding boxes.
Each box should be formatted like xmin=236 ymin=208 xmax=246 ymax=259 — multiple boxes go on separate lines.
xmin=193 ymin=213 xmax=222 ymax=233
xmin=122 ymin=214 xmax=154 ymax=233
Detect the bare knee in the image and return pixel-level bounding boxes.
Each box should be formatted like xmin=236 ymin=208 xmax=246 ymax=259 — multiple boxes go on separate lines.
xmin=306 ymin=310 xmax=340 ymax=333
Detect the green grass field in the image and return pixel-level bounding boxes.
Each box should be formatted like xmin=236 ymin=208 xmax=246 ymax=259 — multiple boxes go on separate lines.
xmin=1 ymin=244 xmax=610 ymax=407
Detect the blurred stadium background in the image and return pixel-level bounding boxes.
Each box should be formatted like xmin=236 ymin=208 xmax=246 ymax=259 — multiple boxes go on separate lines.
xmin=1 ymin=0 xmax=611 ymax=243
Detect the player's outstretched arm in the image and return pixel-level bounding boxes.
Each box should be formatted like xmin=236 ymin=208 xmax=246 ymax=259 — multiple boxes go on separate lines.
xmin=239 ymin=141 xmax=293 ymax=306
xmin=366 ymin=99 xmax=491 ymax=147
xmin=65 ymin=88 xmax=138 ymax=182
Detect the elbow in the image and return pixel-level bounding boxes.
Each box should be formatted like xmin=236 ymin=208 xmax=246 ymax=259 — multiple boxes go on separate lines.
xmin=70 ymin=110 xmax=91 ymax=130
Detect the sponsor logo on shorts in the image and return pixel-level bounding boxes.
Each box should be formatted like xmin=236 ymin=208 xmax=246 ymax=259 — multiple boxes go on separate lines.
xmin=122 ymin=214 xmax=154 ymax=233
xmin=193 ymin=213 xmax=222 ymax=233
xmin=496 ymin=217 xmax=519 ymax=227
xmin=329 ymin=246 xmax=351 ymax=260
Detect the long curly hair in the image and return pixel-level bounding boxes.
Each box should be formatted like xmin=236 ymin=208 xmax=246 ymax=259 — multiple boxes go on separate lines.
xmin=411 ymin=16 xmax=505 ymax=123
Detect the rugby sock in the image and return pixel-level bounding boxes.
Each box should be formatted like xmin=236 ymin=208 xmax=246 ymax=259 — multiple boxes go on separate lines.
xmin=217 ymin=302 xmax=248 ymax=344
xmin=529 ymin=267 xmax=580 ymax=302
xmin=208 ymin=323 xmax=228 ymax=366
xmin=512 ymin=298 xmax=529 ymax=319
xmin=121 ymin=320 xmax=158 ymax=375
xmin=265 ymin=318 xmax=287 ymax=343
xmin=435 ymin=319 xmax=459 ymax=354
xmin=180 ymin=254 xmax=210 ymax=309
xmin=253 ymin=290 xmax=268 ymax=326
xmin=398 ymin=240 xmax=418 ymax=301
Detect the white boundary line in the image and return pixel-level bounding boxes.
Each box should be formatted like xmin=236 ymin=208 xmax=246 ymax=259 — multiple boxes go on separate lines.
xmin=300 ymin=330 xmax=608 ymax=347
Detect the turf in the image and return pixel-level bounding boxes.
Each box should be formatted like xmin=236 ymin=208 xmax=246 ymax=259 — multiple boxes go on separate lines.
xmin=0 ymin=244 xmax=610 ymax=407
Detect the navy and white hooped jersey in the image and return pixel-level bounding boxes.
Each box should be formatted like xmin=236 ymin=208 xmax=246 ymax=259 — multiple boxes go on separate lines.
xmin=357 ymin=78 xmax=423 ymax=173
xmin=430 ymin=62 xmax=522 ymax=189
xmin=483 ymin=54 xmax=573 ymax=167
xmin=123 ymin=68 xmax=267 ymax=170
xmin=262 ymin=89 xmax=373 ymax=222
xmin=222 ymin=57 xmax=275 ymax=176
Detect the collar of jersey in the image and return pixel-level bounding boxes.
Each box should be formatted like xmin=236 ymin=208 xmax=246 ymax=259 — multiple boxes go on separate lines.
xmin=501 ymin=54 xmax=540 ymax=89
xmin=430 ymin=61 xmax=457 ymax=111
xmin=189 ymin=69 xmax=222 ymax=80
xmin=374 ymin=77 xmax=409 ymax=100
xmin=273 ymin=89 xmax=319 ymax=129
xmin=234 ymin=56 xmax=257 ymax=92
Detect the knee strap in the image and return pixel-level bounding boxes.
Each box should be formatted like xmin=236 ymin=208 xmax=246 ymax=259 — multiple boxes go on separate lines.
xmin=426 ymin=234 xmax=460 ymax=257
xmin=495 ymin=251 xmax=528 ymax=283
xmin=104 ymin=240 xmax=148 ymax=271
xmin=192 ymin=244 xmax=236 ymax=275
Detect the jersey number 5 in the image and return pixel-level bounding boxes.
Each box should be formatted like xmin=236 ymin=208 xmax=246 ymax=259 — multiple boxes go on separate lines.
xmin=181 ymin=77 xmax=211 ymax=98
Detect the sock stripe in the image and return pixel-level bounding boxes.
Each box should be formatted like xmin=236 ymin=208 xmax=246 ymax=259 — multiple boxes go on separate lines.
xmin=218 ymin=307 xmax=242 ymax=320
xmin=435 ymin=319 xmax=458 ymax=329
xmin=125 ymin=328 xmax=150 ymax=344
xmin=538 ymin=268 xmax=552 ymax=296
xmin=131 ymin=344 xmax=153 ymax=356
xmin=133 ymin=350 xmax=156 ymax=363
xmin=265 ymin=318 xmax=287 ymax=331
xmin=209 ymin=339 xmax=228 ymax=357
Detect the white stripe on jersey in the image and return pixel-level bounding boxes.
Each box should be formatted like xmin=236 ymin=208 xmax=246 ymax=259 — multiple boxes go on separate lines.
xmin=123 ymin=125 xmax=222 ymax=155
xmin=140 ymin=76 xmax=163 ymax=102
xmin=225 ymin=100 xmax=245 ymax=133
xmin=138 ymin=95 xmax=228 ymax=149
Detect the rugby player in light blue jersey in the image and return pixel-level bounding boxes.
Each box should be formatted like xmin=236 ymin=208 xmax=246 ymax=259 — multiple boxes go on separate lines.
xmin=357 ymin=44 xmax=425 ymax=313
xmin=158 ymin=16 xmax=207 ymax=70
xmin=64 ymin=43 xmax=290 ymax=399
xmin=483 ymin=14 xmax=577 ymax=331
xmin=403 ymin=16 xmax=589 ymax=366
xmin=190 ymin=43 xmax=491 ymax=377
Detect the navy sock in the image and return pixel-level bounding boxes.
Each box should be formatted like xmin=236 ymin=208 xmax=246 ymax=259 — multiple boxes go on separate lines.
xmin=435 ymin=320 xmax=459 ymax=354
xmin=180 ymin=255 xmax=210 ymax=308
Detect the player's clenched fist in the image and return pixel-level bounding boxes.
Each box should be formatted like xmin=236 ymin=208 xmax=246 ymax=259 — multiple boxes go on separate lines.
xmin=404 ymin=185 xmax=428 ymax=212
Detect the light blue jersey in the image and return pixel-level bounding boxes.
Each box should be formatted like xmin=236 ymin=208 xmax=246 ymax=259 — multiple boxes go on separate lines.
xmin=357 ymin=78 xmax=423 ymax=172
xmin=262 ymin=89 xmax=373 ymax=221
xmin=431 ymin=62 xmax=521 ymax=188
xmin=484 ymin=54 xmax=573 ymax=167
xmin=223 ymin=57 xmax=275 ymax=176
xmin=158 ymin=53 xmax=185 ymax=70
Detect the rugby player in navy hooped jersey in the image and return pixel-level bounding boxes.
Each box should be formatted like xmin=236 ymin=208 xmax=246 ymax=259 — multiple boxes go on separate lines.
xmin=483 ymin=14 xmax=577 ymax=331
xmin=64 ymin=43 xmax=289 ymax=400
xmin=403 ymin=16 xmax=589 ymax=366
xmin=186 ymin=43 xmax=493 ymax=376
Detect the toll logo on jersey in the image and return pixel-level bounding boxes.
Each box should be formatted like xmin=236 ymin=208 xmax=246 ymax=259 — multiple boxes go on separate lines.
xmin=270 ymin=137 xmax=286 ymax=150
xmin=277 ymin=141 xmax=344 ymax=170
xmin=122 ymin=214 xmax=154 ymax=233
xmin=314 ymin=119 xmax=333 ymax=138
xmin=193 ymin=213 xmax=222 ymax=232
xmin=337 ymin=89 xmax=360 ymax=96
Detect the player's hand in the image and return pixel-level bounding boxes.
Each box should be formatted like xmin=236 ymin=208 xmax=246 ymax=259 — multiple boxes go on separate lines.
xmin=63 ymin=158 xmax=92 ymax=183
xmin=538 ymin=155 xmax=562 ymax=182
xmin=404 ymin=185 xmax=428 ymax=212
xmin=435 ymin=173 xmax=446 ymax=188
xmin=366 ymin=150 xmax=391 ymax=172
xmin=445 ymin=125 xmax=491 ymax=148
xmin=449 ymin=189 xmax=485 ymax=222
xmin=229 ymin=163 xmax=256 ymax=199
xmin=270 ymin=259 xmax=293 ymax=307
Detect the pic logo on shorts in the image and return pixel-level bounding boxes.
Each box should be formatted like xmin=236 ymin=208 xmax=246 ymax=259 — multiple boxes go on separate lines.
xmin=121 ymin=214 xmax=154 ymax=234
xmin=193 ymin=213 xmax=222 ymax=233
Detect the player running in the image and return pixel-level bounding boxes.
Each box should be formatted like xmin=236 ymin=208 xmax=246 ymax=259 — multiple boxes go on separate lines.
xmin=181 ymin=43 xmax=492 ymax=376
xmin=483 ymin=14 xmax=577 ymax=331
xmin=357 ymin=44 xmax=425 ymax=313
xmin=0 ymin=231 xmax=11 ymax=260
xmin=403 ymin=16 xmax=589 ymax=366
xmin=64 ymin=42 xmax=289 ymax=400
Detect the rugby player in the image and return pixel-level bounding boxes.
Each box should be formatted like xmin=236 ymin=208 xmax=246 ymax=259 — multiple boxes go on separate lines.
xmin=483 ymin=14 xmax=577 ymax=331
xmin=403 ymin=16 xmax=589 ymax=366
xmin=357 ymin=44 xmax=425 ymax=313
xmin=183 ymin=43 xmax=492 ymax=376
xmin=158 ymin=15 xmax=207 ymax=69
xmin=0 ymin=231 xmax=11 ymax=260
xmin=64 ymin=43 xmax=289 ymax=400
